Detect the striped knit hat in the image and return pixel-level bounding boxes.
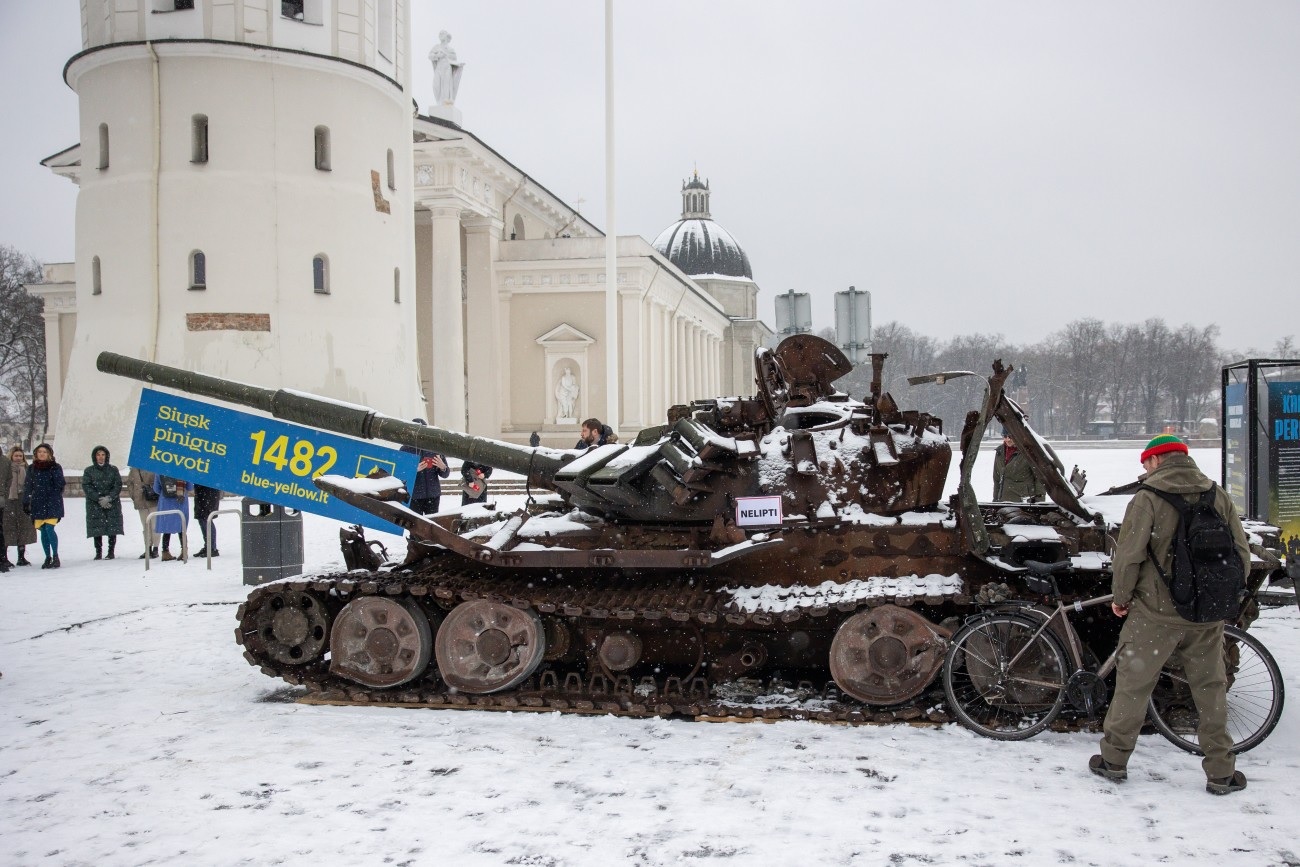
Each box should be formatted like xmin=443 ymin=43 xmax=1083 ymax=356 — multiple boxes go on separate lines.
xmin=1140 ymin=434 xmax=1188 ymax=463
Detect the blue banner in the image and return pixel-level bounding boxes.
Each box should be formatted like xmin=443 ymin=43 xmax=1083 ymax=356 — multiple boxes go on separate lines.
xmin=128 ymin=389 xmax=417 ymax=533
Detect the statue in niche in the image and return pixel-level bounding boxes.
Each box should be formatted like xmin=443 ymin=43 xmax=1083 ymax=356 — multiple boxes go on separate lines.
xmin=555 ymin=367 xmax=579 ymax=422
xmin=429 ymin=31 xmax=464 ymax=107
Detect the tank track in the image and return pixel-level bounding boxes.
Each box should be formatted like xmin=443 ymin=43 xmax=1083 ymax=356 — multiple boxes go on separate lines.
xmin=234 ymin=565 xmax=1109 ymax=732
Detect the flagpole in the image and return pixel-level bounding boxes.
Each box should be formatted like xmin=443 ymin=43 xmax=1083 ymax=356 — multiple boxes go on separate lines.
xmin=604 ymin=0 xmax=619 ymax=435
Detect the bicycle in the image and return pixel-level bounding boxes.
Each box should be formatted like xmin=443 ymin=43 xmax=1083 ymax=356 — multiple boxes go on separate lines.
xmin=942 ymin=559 xmax=1285 ymax=753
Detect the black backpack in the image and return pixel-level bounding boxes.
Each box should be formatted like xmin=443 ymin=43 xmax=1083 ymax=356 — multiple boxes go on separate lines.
xmin=1139 ymin=484 xmax=1245 ymax=623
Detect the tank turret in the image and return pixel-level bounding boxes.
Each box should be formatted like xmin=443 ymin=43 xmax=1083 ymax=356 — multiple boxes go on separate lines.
xmin=98 ymin=334 xmax=952 ymax=524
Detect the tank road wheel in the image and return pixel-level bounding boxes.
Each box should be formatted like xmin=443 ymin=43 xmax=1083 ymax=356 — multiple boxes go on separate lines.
xmin=435 ymin=600 xmax=546 ymax=694
xmin=829 ymin=604 xmax=949 ymax=705
xmin=328 ymin=597 xmax=434 ymax=689
xmin=243 ymin=589 xmax=330 ymax=666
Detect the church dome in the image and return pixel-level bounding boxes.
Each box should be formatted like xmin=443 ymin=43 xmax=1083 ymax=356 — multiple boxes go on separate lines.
xmin=653 ymin=172 xmax=752 ymax=279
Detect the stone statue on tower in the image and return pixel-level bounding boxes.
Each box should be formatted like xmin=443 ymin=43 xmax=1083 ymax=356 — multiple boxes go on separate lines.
xmin=429 ymin=30 xmax=464 ymax=118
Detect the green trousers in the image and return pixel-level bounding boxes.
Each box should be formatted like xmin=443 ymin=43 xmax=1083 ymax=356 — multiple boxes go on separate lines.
xmin=1099 ymin=612 xmax=1234 ymax=780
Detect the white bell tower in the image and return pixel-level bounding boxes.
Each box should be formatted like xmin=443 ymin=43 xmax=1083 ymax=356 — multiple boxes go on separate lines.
xmin=53 ymin=0 xmax=420 ymax=465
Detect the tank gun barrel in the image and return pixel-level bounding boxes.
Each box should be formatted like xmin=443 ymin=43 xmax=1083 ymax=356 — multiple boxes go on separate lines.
xmin=95 ymin=352 xmax=567 ymax=488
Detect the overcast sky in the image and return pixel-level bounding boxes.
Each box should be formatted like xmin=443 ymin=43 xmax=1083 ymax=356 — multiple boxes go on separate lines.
xmin=2 ymin=1 xmax=1297 ymax=353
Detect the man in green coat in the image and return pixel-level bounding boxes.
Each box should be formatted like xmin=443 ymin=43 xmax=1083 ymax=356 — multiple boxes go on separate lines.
xmin=991 ymin=427 xmax=1045 ymax=502
xmin=1089 ymin=434 xmax=1252 ymax=795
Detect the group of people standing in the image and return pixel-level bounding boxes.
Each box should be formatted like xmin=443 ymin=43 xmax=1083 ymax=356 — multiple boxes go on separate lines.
xmin=125 ymin=471 xmax=224 ymax=562
xmin=0 ymin=442 xmax=223 ymax=569
xmin=400 ymin=418 xmax=494 ymax=516
xmin=1 ymin=443 xmax=69 ymax=569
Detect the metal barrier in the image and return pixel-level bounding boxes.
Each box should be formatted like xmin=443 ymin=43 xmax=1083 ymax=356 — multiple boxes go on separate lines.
xmin=143 ymin=509 xmax=188 ymax=571
xmin=200 ymin=508 xmax=241 ymax=571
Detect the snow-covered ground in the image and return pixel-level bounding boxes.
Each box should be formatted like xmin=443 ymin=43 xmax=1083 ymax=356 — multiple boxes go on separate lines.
xmin=3 ymin=447 xmax=1298 ymax=866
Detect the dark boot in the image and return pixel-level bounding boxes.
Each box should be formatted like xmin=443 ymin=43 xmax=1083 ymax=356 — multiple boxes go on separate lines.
xmin=1089 ymin=755 xmax=1127 ymax=782
xmin=1207 ymin=771 xmax=1247 ymax=795
xmin=41 ymin=555 xmax=52 ymax=569
xmin=106 ymin=538 xmax=116 ymax=560
xmin=50 ymin=555 xmax=60 ymax=569
xmin=17 ymin=548 xmax=30 ymax=566
xmin=94 ymin=537 xmax=103 ymax=560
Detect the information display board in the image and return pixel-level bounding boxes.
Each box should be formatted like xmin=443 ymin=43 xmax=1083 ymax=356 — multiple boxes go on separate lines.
xmin=128 ymin=389 xmax=418 ymax=533
xmin=1268 ymin=380 xmax=1300 ymax=558
xmin=1223 ymin=379 xmax=1248 ymax=515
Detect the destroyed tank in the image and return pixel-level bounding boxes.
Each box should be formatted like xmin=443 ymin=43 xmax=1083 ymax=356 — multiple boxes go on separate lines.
xmin=97 ymin=337 xmax=1282 ymax=724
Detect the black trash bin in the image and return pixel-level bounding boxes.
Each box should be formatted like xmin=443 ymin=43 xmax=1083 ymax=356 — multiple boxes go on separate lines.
xmin=240 ymin=498 xmax=304 ymax=585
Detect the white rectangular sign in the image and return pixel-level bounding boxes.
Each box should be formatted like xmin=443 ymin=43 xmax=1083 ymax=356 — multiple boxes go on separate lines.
xmin=735 ymin=495 xmax=784 ymax=527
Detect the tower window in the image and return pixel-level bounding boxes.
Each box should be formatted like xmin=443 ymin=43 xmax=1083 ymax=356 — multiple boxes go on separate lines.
xmin=98 ymin=123 xmax=109 ymax=170
xmin=512 ymin=213 xmax=525 ymax=241
xmin=281 ymin=1 xmax=322 ymax=25
xmin=174 ymin=1 xmax=195 ymax=9
xmin=189 ymin=250 xmax=207 ymax=289
xmin=191 ymin=114 xmax=209 ymax=163
xmin=313 ymin=255 xmax=329 ymax=294
xmin=314 ymin=125 xmax=330 ymax=171
xmin=387 ymin=148 xmax=395 ymax=190
xmin=92 ymin=256 xmax=103 ymax=295
xmin=394 ymin=267 xmax=401 ymax=303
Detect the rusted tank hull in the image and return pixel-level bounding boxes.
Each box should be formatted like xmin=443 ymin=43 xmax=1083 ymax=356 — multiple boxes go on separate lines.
xmin=236 ymin=511 xmax=1130 ymax=717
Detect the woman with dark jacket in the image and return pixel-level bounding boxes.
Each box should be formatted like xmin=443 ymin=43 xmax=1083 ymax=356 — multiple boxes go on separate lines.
xmin=22 ymin=442 xmax=66 ymax=569
xmin=83 ymin=445 xmax=124 ymax=560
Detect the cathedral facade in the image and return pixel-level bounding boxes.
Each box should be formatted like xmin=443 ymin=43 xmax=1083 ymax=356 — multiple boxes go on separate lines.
xmin=34 ymin=0 xmax=772 ymax=465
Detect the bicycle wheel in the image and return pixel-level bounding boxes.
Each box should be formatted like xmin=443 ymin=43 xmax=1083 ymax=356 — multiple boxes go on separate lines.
xmin=943 ymin=612 xmax=1070 ymax=740
xmin=1147 ymin=625 xmax=1285 ymax=755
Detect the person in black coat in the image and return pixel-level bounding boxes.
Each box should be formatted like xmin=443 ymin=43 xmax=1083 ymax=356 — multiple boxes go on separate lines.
xmin=400 ymin=418 xmax=449 ymax=515
xmin=460 ymin=461 xmax=493 ymax=506
xmin=193 ymin=483 xmax=224 ymax=557
xmin=22 ymin=443 xmax=66 ymax=569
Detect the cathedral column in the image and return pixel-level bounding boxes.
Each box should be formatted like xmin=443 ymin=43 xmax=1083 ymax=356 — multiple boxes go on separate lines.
xmin=692 ymin=325 xmax=703 ymax=398
xmin=463 ymin=215 xmax=503 ymax=436
xmin=498 ymin=289 xmax=513 ymax=431
xmin=647 ymin=299 xmax=661 ymax=425
xmin=426 ymin=205 xmax=466 ymax=430
xmin=710 ymin=335 xmax=720 ymax=395
xmin=686 ymin=324 xmax=696 ymax=398
xmin=716 ymin=335 xmax=724 ymax=394
xmin=681 ymin=317 xmax=691 ymax=405
xmin=661 ymin=304 xmax=673 ymax=411
xmin=620 ymin=288 xmax=643 ymax=429
xmin=42 ymin=309 xmax=64 ymax=441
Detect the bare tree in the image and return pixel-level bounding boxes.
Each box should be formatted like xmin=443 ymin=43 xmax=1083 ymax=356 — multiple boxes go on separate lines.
xmin=0 ymin=245 xmax=46 ymax=448
xmin=1101 ymin=323 xmax=1142 ymax=437
xmin=1134 ymin=318 xmax=1172 ymax=435
xmin=1166 ymin=323 xmax=1221 ymax=430
xmin=1055 ymin=318 xmax=1107 ymax=436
